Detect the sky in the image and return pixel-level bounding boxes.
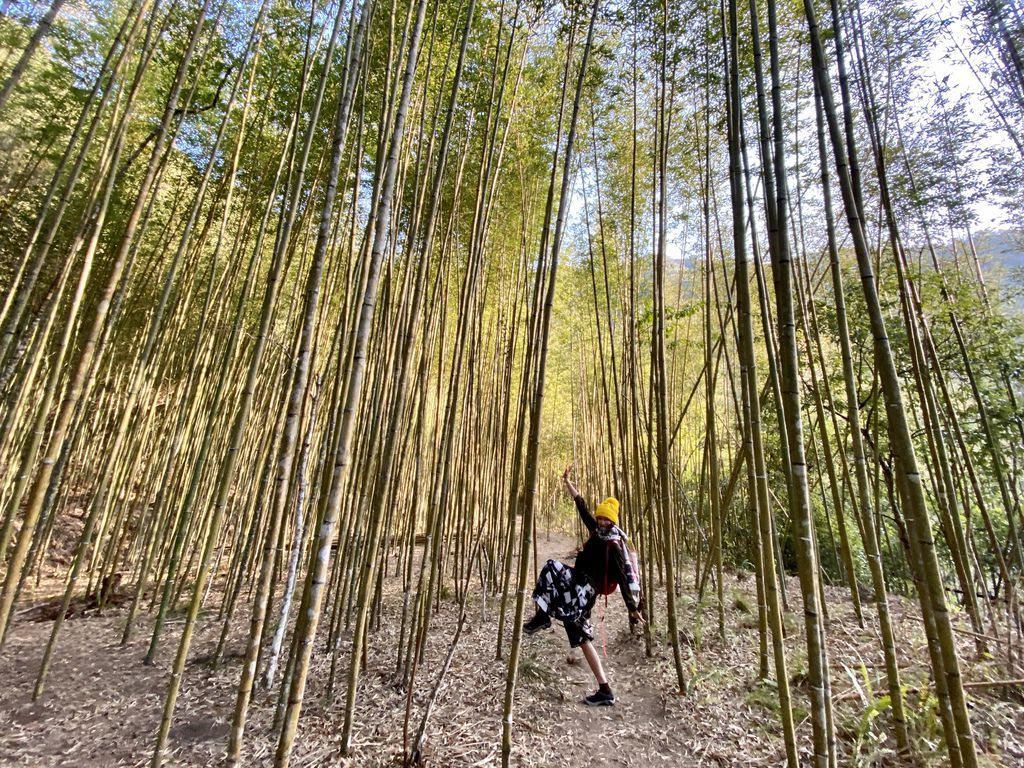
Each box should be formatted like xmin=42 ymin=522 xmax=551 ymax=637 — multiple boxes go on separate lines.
xmin=920 ymin=0 xmax=1011 ymax=230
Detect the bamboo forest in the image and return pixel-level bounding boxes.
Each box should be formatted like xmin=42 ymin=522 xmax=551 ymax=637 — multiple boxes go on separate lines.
xmin=1 ymin=0 xmax=1024 ymax=765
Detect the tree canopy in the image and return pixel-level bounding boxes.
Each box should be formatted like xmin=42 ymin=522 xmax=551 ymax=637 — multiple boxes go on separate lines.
xmin=0 ymin=0 xmax=1022 ymax=765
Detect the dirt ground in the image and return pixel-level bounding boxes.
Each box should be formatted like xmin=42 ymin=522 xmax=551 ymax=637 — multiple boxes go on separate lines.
xmin=2 ymin=532 xmax=1023 ymax=767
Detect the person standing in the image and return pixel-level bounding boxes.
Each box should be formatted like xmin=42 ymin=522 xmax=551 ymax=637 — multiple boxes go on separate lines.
xmin=522 ymin=465 xmax=644 ymax=705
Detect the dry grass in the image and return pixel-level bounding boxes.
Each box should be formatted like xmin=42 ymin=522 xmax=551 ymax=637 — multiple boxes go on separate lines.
xmin=1 ymin=532 xmax=1022 ymax=767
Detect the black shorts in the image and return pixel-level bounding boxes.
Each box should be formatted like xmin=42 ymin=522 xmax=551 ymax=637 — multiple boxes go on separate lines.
xmin=532 ymin=560 xmax=598 ymax=647
xmin=564 ymin=614 xmax=595 ymax=648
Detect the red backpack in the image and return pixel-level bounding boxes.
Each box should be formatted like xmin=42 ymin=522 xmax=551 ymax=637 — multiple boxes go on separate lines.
xmin=597 ymin=539 xmax=639 ymax=596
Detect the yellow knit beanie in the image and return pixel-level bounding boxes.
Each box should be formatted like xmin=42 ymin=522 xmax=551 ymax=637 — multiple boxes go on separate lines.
xmin=595 ymin=497 xmax=619 ymax=526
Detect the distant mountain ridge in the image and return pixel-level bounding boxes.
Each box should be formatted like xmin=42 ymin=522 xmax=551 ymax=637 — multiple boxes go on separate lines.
xmin=970 ymin=229 xmax=1024 ymax=311
xmin=973 ymin=229 xmax=1024 ymax=276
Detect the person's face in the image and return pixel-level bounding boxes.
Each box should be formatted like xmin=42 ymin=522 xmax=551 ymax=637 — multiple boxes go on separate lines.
xmin=596 ymin=516 xmax=613 ymax=531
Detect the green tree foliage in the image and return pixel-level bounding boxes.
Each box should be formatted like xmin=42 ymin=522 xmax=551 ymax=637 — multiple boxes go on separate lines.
xmin=0 ymin=0 xmax=1021 ymax=764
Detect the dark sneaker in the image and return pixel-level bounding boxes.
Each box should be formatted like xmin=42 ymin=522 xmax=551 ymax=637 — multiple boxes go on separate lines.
xmin=583 ymin=689 xmax=615 ymax=706
xmin=523 ymin=611 xmax=551 ymax=635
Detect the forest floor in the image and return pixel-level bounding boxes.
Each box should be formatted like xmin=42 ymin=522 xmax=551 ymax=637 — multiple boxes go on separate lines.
xmin=2 ymin=530 xmax=1023 ymax=767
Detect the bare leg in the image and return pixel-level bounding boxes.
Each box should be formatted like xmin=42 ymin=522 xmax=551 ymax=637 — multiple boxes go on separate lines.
xmin=579 ymin=641 xmax=608 ymax=686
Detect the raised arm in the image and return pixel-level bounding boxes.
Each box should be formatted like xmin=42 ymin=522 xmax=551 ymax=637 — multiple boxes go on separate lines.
xmin=563 ymin=464 xmax=596 ymax=533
